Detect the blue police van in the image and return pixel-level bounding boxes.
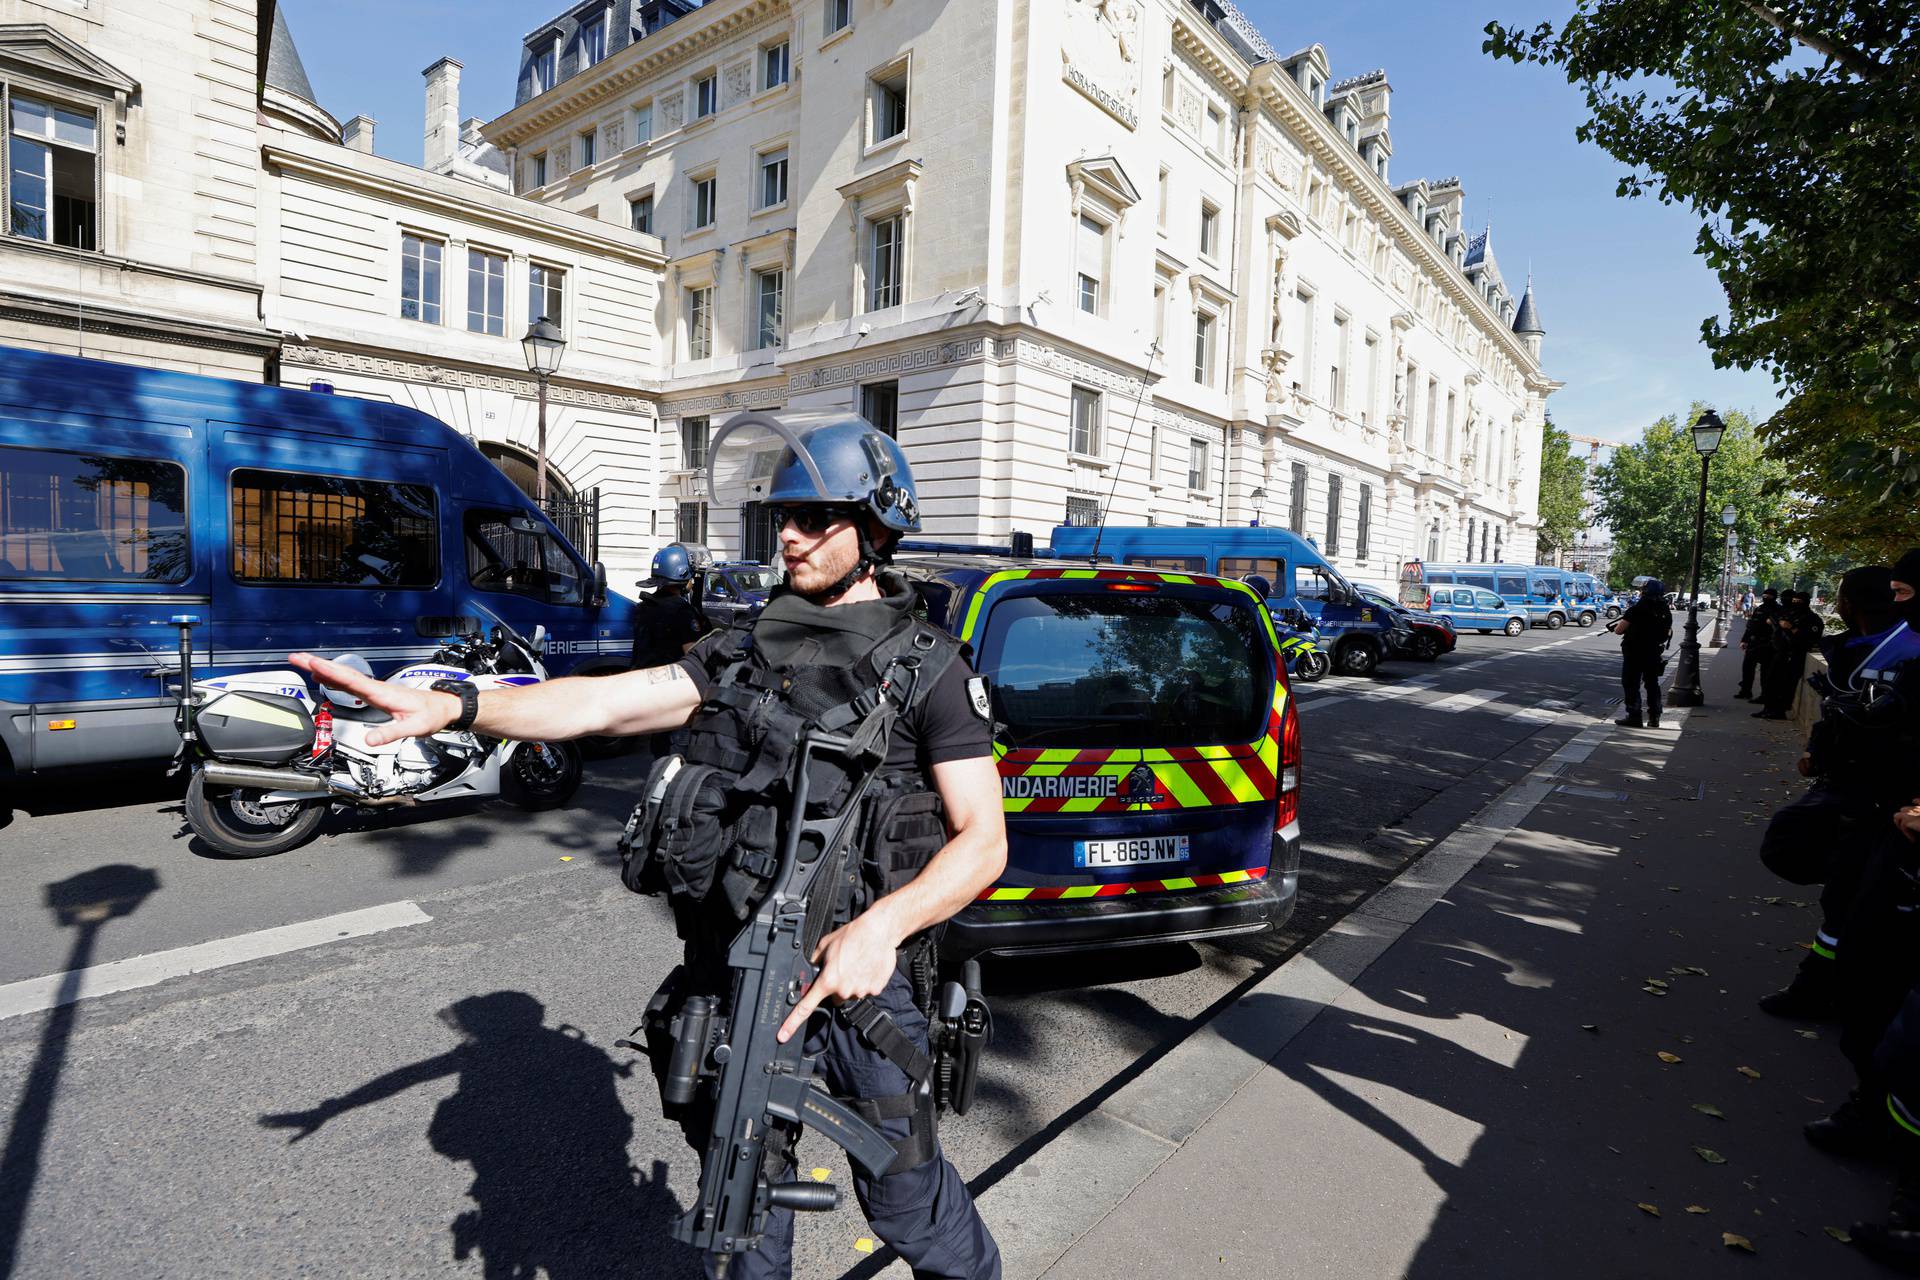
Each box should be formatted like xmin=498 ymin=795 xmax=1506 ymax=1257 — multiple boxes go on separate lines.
xmin=1399 ymin=561 xmax=1572 ymax=630
xmin=1046 ymin=524 xmax=1402 ymax=676
xmin=0 ymin=347 xmax=636 ymax=778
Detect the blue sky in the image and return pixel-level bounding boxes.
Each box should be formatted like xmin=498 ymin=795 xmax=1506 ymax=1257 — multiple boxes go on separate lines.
xmin=289 ymin=0 xmax=1784 ymax=448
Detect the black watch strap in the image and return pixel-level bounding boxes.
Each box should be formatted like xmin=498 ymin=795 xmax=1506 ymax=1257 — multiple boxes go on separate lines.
xmin=432 ymin=679 xmax=479 ymax=732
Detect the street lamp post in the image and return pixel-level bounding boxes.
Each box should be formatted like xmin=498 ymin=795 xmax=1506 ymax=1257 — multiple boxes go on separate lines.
xmin=1666 ymin=410 xmax=1726 ymax=707
xmin=520 ymin=318 xmax=567 ymax=504
xmin=1249 ymin=487 xmax=1268 ymax=528
xmin=1709 ymin=502 xmax=1737 ymax=648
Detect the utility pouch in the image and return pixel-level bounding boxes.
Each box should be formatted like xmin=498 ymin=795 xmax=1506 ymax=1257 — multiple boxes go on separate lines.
xmin=621 ymin=755 xmax=727 ymax=902
xmin=859 ymin=786 xmax=948 ymax=902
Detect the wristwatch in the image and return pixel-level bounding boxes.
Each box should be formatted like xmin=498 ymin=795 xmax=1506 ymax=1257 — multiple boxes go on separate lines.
xmin=431 ymin=679 xmax=479 ymax=732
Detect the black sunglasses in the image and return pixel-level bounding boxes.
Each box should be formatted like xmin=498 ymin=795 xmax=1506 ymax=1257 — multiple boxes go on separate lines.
xmin=769 ymin=505 xmax=859 ymax=536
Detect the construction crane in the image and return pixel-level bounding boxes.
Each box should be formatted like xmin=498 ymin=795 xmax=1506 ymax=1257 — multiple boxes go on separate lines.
xmin=1562 ymin=432 xmax=1617 ymax=462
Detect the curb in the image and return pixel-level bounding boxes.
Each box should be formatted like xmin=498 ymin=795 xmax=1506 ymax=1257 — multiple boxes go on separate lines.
xmin=919 ymin=711 xmax=1622 ymax=1279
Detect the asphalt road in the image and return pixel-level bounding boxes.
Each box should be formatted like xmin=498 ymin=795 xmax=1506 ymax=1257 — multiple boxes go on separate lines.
xmin=0 ymin=620 xmax=1627 ymax=1279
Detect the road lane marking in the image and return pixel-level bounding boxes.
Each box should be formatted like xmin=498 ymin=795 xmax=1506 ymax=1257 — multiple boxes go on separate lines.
xmin=0 ymin=901 xmax=432 ymax=1022
xmin=1426 ymin=688 xmax=1506 ymax=713
xmin=1505 ymin=704 xmax=1561 ymax=724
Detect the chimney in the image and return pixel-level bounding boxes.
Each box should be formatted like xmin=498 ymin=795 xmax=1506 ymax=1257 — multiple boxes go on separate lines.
xmin=342 ymin=114 xmax=376 ymax=153
xmin=424 ymin=57 xmax=462 ymax=172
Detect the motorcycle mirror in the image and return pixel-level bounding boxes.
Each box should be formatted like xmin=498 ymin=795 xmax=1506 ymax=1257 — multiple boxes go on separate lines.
xmin=531 ymin=624 xmax=549 ymax=654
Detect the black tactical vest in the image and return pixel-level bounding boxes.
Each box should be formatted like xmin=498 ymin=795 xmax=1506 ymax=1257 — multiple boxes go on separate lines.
xmin=620 ymin=576 xmax=962 ymax=938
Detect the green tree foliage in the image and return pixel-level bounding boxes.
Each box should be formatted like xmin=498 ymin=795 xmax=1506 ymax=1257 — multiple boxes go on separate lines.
xmin=1592 ymin=407 xmax=1793 ymax=587
xmin=1484 ymin=3 xmax=1920 ymax=557
xmin=1534 ymin=421 xmax=1587 ymax=563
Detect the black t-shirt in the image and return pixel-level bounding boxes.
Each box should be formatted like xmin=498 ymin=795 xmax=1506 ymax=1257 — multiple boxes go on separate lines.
xmin=632 ymin=592 xmax=708 ymax=669
xmin=677 ymin=629 xmax=992 ymax=772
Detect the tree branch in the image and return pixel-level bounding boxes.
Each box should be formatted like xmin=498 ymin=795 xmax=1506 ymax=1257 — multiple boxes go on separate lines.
xmin=1737 ymin=0 xmax=1889 ymax=80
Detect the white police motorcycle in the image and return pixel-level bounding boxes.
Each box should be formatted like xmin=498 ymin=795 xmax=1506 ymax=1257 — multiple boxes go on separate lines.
xmin=170 ymin=616 xmax=582 ymax=857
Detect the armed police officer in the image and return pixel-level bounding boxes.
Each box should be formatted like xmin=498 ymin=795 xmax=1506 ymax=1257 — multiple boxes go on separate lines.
xmin=1738 ymin=586 xmax=1780 ymax=701
xmin=632 ymin=543 xmax=713 ymax=759
xmin=1609 ymin=578 xmax=1672 ymax=729
xmin=290 ymin=413 xmax=1007 ymax=1280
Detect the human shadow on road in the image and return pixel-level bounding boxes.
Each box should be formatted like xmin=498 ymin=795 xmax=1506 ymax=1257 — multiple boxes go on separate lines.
xmin=260 ymin=990 xmax=697 ymax=1278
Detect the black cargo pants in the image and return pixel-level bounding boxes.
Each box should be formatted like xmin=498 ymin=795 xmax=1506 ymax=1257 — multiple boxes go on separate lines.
xmin=1621 ymin=650 xmax=1663 ymax=721
xmin=705 ymin=966 xmax=1001 ymax=1280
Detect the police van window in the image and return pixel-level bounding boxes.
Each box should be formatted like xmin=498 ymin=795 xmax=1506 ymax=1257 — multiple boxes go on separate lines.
xmin=1429 ymin=571 xmax=1454 ymax=584
xmin=0 ymin=446 xmax=189 ymax=582
xmin=1496 ymin=571 xmax=1529 ymax=598
xmin=465 ymin=513 xmax=584 ymax=605
xmin=230 ymin=469 xmax=436 ymax=587
xmin=1458 ymin=572 xmax=1496 ymax=590
xmin=1218 ymin=556 xmax=1283 ymax=584
xmin=1125 ymin=555 xmax=1205 ymax=572
xmin=978 ymin=591 xmax=1268 ymax=750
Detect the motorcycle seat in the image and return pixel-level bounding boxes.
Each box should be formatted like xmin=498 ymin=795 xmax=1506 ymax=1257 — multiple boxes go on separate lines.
xmin=328 ymin=702 xmax=394 ymax=724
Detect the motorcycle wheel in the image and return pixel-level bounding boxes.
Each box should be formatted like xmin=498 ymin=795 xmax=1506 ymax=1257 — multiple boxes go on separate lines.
xmin=1294 ymin=649 xmax=1330 ymax=683
xmin=185 ymin=772 xmax=328 ymax=858
xmin=503 ymin=741 xmax=584 ymax=810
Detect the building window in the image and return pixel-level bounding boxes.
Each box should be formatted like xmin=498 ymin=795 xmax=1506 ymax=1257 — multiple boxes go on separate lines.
xmin=7 ymin=95 xmax=98 ymax=250
xmin=868 ymin=213 xmax=903 ymax=310
xmin=633 ymin=102 xmax=653 ymax=144
xmin=1357 ymin=484 xmax=1373 ymax=560
xmin=1294 ymin=288 xmax=1316 ymax=398
xmin=1325 ymin=475 xmax=1342 ymax=555
xmin=1445 ymin=389 xmax=1458 ymax=461
xmin=758 ymin=147 xmax=788 ymax=209
xmin=1205 ymin=103 xmax=1226 ymax=155
xmin=529 ymin=262 xmax=565 ymax=326
xmin=528 ymin=152 xmax=548 ymax=189
xmin=1494 ymin=527 xmax=1503 ymax=562
xmin=1329 ymin=312 xmax=1348 ymax=412
xmin=1156 ymin=167 xmax=1170 ymax=230
xmin=1362 ymin=333 xmax=1380 ymax=425
xmin=695 ymin=73 xmax=718 ymax=120
xmin=580 ymin=11 xmax=608 ymax=66
xmin=465 ymin=248 xmax=506 ymax=335
xmin=1070 ymin=385 xmax=1102 ymax=457
xmin=1188 ymin=437 xmax=1209 ymax=492
xmin=1152 ymin=282 xmax=1167 ymax=348
xmin=1198 ymin=201 xmax=1219 ymax=258
xmin=1289 ymin=461 xmax=1307 ymax=533
xmin=691 ymin=174 xmax=717 ymax=230
xmin=1192 ymin=311 xmax=1216 ymax=387
xmin=870 ymin=63 xmax=909 ymax=146
xmin=1075 ymin=213 xmax=1106 ymax=316
xmin=1065 ymin=495 xmax=1101 ymax=527
xmin=755 ymin=268 xmax=785 ymax=349
xmin=532 ymin=41 xmax=558 ymax=94
xmin=577 ymin=129 xmax=596 ymax=168
xmin=629 ymin=193 xmax=654 ymax=233
xmin=686 ymin=285 xmax=713 ymax=360
xmin=681 ymin=416 xmax=710 ymax=471
xmin=825 ymin=0 xmax=852 ymax=36
xmin=400 ymin=234 xmax=443 ymax=324
xmin=861 ymin=381 xmax=899 ymax=437
xmin=677 ymin=501 xmax=708 ymax=544
xmin=763 ymin=41 xmax=791 ymax=89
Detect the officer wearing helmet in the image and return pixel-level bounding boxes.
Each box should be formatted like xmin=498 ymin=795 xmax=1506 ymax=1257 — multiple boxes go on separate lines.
xmin=288 ymin=411 xmax=1007 ymax=1280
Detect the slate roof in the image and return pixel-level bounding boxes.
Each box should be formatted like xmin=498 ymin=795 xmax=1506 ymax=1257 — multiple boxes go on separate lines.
xmin=1463 ymin=229 xmax=1489 ymax=269
xmin=264 ymin=3 xmax=319 ymax=106
xmin=1513 ymin=281 xmax=1544 ymax=334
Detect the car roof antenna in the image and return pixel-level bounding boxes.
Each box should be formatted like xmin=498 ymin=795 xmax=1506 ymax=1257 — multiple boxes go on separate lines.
xmin=1088 ymin=340 xmax=1163 ymax=568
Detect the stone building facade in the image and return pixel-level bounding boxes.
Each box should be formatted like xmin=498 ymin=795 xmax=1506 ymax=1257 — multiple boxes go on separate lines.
xmin=485 ymin=0 xmax=1559 ymax=578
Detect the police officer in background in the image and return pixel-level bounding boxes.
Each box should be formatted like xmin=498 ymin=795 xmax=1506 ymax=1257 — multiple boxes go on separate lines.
xmin=1609 ymin=577 xmax=1672 ymax=729
xmin=289 ymin=412 xmax=1007 ymax=1280
xmin=1738 ymin=586 xmax=1780 ymax=701
xmin=1760 ymin=591 xmax=1827 ymax=719
xmin=632 ymin=544 xmax=712 ymax=757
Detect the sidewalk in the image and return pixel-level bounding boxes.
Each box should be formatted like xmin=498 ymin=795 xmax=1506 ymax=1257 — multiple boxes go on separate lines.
xmin=1021 ymin=639 xmax=1893 ymax=1277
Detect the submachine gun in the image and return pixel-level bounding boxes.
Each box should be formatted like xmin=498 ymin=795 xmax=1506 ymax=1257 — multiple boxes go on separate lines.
xmin=629 ymin=711 xmax=937 ymax=1275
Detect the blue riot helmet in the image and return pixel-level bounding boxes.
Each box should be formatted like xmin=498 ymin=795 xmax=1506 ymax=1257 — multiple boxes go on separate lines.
xmin=706 ymin=410 xmax=921 ymax=533
xmin=646 ymin=542 xmax=705 ymax=587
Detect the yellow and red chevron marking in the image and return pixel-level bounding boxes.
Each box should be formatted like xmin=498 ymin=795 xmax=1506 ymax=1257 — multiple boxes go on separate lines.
xmin=977 ymin=866 xmax=1268 ymax=902
xmin=994 ymin=678 xmax=1289 ymax=814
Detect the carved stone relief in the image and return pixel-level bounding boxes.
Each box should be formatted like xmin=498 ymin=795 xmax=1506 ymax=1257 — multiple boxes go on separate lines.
xmin=660 ymin=91 xmax=686 ymax=131
xmin=725 ymin=61 xmax=753 ymax=104
xmin=1061 ymin=0 xmax=1143 ymax=128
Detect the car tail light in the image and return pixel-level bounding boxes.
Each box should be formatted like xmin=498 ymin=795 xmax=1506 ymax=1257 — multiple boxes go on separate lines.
xmin=1275 ymin=687 xmax=1301 ymax=832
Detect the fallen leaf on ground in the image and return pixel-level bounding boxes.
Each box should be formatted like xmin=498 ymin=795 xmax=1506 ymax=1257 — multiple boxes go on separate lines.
xmin=1722 ymin=1232 xmax=1754 ymax=1252
xmin=1643 ymin=986 xmax=1669 ymax=997
xmin=1797 ymin=1030 xmax=1819 ymax=1040
xmin=1645 ymin=978 xmax=1670 ymax=988
xmin=1637 ymin=1202 xmax=1660 ymax=1217
xmin=1736 ymin=1066 xmax=1761 ymax=1080
xmin=1695 ymin=1146 xmax=1727 ymax=1164
xmin=1656 ymin=1050 xmax=1683 ymax=1063
xmin=1581 ymin=1024 xmax=1600 ymax=1033
xmin=1693 ymin=1102 xmax=1726 ymax=1119
xmin=1686 ymin=1205 xmax=1709 ymax=1215
xmin=1825 ymin=1226 xmax=1853 ymax=1243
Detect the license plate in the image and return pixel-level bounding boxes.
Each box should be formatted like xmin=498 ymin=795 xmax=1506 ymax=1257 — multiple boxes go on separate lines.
xmin=1074 ymin=834 xmax=1189 ymax=869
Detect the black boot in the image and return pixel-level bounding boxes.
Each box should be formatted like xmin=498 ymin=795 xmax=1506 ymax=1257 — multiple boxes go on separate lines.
xmin=1807 ymin=1091 xmax=1899 ymax=1162
xmin=1759 ymin=955 xmax=1841 ymax=1020
xmin=1615 ymin=706 xmax=1643 ymax=728
xmin=1646 ymin=703 xmax=1662 ymax=730
xmin=1853 ymin=1140 xmax=1920 ymax=1271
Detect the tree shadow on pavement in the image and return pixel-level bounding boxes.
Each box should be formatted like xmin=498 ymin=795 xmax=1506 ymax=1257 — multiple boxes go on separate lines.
xmin=259 ymin=990 xmax=698 ymax=1279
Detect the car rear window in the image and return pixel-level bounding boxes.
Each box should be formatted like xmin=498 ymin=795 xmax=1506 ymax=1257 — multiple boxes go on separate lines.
xmin=978 ymin=590 xmax=1271 ymax=749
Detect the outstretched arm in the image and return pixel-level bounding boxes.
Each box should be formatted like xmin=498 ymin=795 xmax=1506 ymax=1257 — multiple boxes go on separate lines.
xmin=287 ymin=653 xmax=702 ymax=746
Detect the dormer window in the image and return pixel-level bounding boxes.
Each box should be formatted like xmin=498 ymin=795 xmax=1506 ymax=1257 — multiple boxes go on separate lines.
xmin=579 ymin=8 xmax=608 ymax=67
xmin=1345 ymin=116 xmax=1358 ymax=146
xmin=532 ymin=40 xmax=558 ymax=94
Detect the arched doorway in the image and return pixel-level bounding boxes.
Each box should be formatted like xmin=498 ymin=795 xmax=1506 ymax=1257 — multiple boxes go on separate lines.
xmin=478 ymin=442 xmax=575 ymax=503
xmin=478 ymin=442 xmax=599 ymax=560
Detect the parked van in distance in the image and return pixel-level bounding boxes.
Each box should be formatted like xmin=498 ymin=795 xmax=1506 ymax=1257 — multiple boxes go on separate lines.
xmin=0 ymin=347 xmax=636 ymax=778
xmin=1399 ymin=561 xmax=1573 ymax=629
xmin=1047 ymin=525 xmax=1403 ymax=677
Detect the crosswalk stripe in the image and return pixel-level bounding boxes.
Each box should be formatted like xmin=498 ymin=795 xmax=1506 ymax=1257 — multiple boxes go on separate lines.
xmin=1426 ymin=688 xmax=1507 ymax=713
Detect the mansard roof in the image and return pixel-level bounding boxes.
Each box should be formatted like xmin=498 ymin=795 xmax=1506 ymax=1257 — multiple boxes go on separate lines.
xmin=1187 ymin=0 xmax=1278 ymax=63
xmin=1463 ymin=229 xmax=1489 ymax=269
